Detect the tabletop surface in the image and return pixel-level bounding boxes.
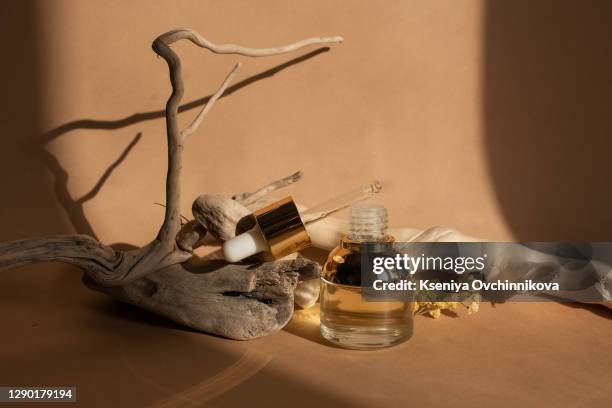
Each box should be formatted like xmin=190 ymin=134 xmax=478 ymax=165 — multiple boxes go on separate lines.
xmin=1 ymin=262 xmax=611 ymax=408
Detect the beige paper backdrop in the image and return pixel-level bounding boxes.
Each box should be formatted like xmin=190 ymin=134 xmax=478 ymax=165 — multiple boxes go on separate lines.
xmin=3 ymin=0 xmax=612 ymax=247
xmin=1 ymin=0 xmax=496 ymax=246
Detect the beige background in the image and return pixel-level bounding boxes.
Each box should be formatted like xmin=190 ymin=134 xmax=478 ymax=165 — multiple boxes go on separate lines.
xmin=4 ymin=0 xmax=498 ymax=246
xmin=2 ymin=1 xmax=612 ymax=407
xmin=3 ymin=0 xmax=611 ymax=245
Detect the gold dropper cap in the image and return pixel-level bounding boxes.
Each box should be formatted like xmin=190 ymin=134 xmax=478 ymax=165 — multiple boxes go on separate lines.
xmin=253 ymin=196 xmax=311 ymax=260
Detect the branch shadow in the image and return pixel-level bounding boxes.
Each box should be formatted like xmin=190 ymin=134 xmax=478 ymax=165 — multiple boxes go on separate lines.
xmin=40 ymin=133 xmax=143 ymax=239
xmin=39 ymin=47 xmax=331 ymax=239
xmin=41 ymin=47 xmax=330 ymax=145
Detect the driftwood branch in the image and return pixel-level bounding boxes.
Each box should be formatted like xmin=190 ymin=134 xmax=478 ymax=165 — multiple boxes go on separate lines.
xmin=0 ymin=28 xmax=342 ymax=339
xmin=180 ymin=62 xmax=242 ymax=140
xmin=154 ymin=29 xmax=343 ymax=58
xmin=233 ymin=171 xmax=303 ymax=206
xmin=85 ymin=255 xmax=321 ymax=339
xmin=151 ymin=28 xmax=342 ymax=246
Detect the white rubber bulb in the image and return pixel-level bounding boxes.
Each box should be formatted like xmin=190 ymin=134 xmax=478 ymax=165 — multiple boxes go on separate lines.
xmin=222 ymin=227 xmax=269 ymax=263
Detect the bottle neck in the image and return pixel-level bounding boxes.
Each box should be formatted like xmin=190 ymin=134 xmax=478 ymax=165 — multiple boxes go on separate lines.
xmin=347 ymin=204 xmax=388 ymax=243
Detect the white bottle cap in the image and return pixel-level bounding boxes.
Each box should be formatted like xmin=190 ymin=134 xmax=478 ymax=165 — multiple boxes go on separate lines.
xmin=222 ymin=227 xmax=268 ymax=263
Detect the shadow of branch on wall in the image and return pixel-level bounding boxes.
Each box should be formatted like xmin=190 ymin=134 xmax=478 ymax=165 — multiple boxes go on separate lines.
xmin=39 ymin=47 xmax=330 ymax=240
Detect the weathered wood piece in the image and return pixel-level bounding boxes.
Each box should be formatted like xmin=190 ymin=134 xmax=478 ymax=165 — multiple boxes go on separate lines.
xmin=84 ymin=255 xmax=321 ymax=340
xmin=0 ymin=29 xmax=342 ymax=339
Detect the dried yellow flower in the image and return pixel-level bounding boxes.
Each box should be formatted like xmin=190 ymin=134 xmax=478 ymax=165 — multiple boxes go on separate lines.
xmin=414 ymin=299 xmax=478 ymax=318
xmin=447 ymin=301 xmax=459 ymax=310
xmin=467 ymin=301 xmax=480 ymax=315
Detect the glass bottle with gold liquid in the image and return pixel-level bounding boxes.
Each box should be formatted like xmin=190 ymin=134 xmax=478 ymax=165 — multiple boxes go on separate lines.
xmin=320 ymin=204 xmax=413 ymax=349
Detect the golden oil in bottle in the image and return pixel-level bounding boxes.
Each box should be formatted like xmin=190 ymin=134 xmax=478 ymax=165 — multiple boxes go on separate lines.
xmin=320 ymin=204 xmax=413 ymax=349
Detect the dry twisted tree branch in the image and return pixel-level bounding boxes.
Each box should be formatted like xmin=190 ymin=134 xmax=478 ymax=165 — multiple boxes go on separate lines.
xmin=180 ymin=62 xmax=242 ymax=140
xmin=0 ymin=28 xmax=343 ymax=339
xmin=155 ymin=29 xmax=343 ymax=57
xmin=152 ymin=29 xmax=342 ymax=245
